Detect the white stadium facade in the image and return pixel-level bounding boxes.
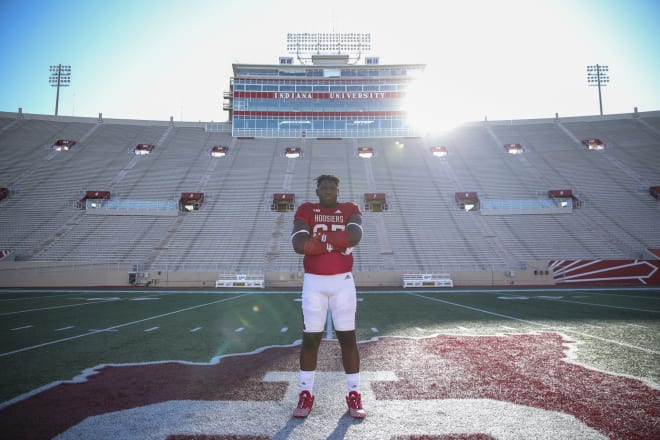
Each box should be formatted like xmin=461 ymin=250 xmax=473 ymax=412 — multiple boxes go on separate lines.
xmin=1 ymin=33 xmax=660 ymax=288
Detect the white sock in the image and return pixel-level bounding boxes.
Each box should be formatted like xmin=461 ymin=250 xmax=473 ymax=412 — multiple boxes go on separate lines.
xmin=346 ymin=372 xmax=360 ymax=393
xmin=300 ymin=370 xmax=315 ymax=393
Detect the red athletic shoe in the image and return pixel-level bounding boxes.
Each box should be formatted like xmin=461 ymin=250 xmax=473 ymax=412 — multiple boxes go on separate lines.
xmin=292 ymin=390 xmax=314 ymax=418
xmin=345 ymin=390 xmax=366 ymax=418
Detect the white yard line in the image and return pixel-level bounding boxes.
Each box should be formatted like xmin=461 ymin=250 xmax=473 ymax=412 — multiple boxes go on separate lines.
xmin=0 ymin=294 xmax=73 ymax=302
xmin=10 ymin=325 xmax=33 ymax=331
xmin=534 ymin=296 xmax=660 ymax=313
xmin=407 ymin=292 xmax=660 ymax=355
xmin=0 ymin=300 xmax=123 ymax=316
xmin=0 ymin=293 xmax=255 ymax=358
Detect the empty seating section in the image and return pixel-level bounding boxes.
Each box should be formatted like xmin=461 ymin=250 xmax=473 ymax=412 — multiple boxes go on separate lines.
xmin=540 ymin=146 xmax=656 ymax=253
xmin=376 ymin=138 xmax=505 ymax=271
xmin=484 ymin=215 xmax=628 ymax=261
xmin=640 ymin=116 xmax=660 ymax=134
xmin=0 ymin=112 xmax=659 ymax=273
xmin=34 ymin=216 xmax=173 ymax=263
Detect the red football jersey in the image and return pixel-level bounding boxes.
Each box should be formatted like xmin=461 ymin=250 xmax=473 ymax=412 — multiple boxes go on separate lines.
xmin=294 ymin=201 xmax=362 ymax=275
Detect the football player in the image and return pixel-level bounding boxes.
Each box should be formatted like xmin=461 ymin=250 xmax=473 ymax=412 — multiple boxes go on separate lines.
xmin=290 ymin=174 xmax=365 ymax=418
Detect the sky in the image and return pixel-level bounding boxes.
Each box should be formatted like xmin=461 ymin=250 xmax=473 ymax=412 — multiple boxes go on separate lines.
xmin=1 ymin=0 xmax=659 ymax=125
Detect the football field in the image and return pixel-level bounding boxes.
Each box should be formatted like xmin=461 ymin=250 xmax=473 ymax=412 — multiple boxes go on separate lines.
xmin=0 ymin=287 xmax=658 ymax=439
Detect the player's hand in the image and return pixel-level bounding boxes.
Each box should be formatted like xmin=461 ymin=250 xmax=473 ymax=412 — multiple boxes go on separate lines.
xmin=316 ymin=230 xmax=350 ymax=249
xmin=304 ymin=236 xmax=333 ymax=255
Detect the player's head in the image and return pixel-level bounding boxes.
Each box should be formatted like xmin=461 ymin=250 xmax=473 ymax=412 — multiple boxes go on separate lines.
xmin=315 ymin=174 xmax=340 ymax=207
xmin=315 ymin=174 xmax=340 ymax=188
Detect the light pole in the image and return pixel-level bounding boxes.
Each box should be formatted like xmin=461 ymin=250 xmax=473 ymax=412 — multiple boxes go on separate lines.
xmin=587 ymin=64 xmax=609 ymax=116
xmin=49 ymin=64 xmax=71 ymax=116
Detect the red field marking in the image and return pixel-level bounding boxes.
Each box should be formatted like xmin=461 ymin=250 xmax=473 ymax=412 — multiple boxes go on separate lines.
xmin=0 ymin=333 xmax=658 ymax=439
xmin=393 ymin=436 xmax=495 ymax=440
xmin=167 ymin=436 xmax=268 ymax=440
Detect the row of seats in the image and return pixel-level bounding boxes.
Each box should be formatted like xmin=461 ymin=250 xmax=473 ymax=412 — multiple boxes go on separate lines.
xmin=0 ymin=114 xmax=658 ymax=274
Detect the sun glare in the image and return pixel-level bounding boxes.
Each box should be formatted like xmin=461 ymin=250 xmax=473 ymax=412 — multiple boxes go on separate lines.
xmin=404 ymin=70 xmax=466 ymax=134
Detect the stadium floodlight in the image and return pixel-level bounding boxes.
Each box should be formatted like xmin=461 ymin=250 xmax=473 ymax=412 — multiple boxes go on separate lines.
xmin=587 ymin=64 xmax=609 ymax=116
xmin=49 ymin=64 xmax=71 ymax=116
xmin=287 ymin=33 xmax=371 ymax=64
xmin=287 ymin=33 xmax=371 ymax=54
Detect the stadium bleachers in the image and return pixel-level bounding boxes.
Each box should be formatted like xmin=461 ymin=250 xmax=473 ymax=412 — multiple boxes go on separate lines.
xmin=1 ymin=111 xmax=659 ymax=277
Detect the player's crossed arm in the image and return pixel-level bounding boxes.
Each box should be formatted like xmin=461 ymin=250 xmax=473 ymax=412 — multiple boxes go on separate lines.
xmin=326 ymin=214 xmax=362 ymax=256
xmin=292 ymin=219 xmax=323 ymax=255
xmin=291 ymin=219 xmax=336 ymax=255
xmin=317 ymin=213 xmax=362 ymax=249
xmin=291 ymin=214 xmax=362 ymax=256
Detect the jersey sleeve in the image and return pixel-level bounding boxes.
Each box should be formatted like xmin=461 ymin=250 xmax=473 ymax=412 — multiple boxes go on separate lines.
xmin=294 ymin=202 xmax=313 ymax=225
xmin=346 ymin=202 xmax=363 ymax=217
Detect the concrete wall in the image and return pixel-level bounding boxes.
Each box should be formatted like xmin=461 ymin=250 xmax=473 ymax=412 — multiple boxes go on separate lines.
xmin=0 ymin=261 xmax=554 ymax=288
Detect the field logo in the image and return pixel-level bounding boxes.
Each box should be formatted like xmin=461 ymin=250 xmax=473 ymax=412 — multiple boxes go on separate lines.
xmin=56 ymin=371 xmax=607 ymax=439
xmin=1 ymin=333 xmax=658 ymax=439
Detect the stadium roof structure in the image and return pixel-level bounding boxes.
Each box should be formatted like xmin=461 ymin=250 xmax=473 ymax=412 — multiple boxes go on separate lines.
xmin=221 ymin=32 xmax=425 ymax=139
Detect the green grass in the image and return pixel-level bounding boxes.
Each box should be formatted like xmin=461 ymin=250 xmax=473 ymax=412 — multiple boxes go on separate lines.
xmin=1 ymin=287 xmax=658 ymax=404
